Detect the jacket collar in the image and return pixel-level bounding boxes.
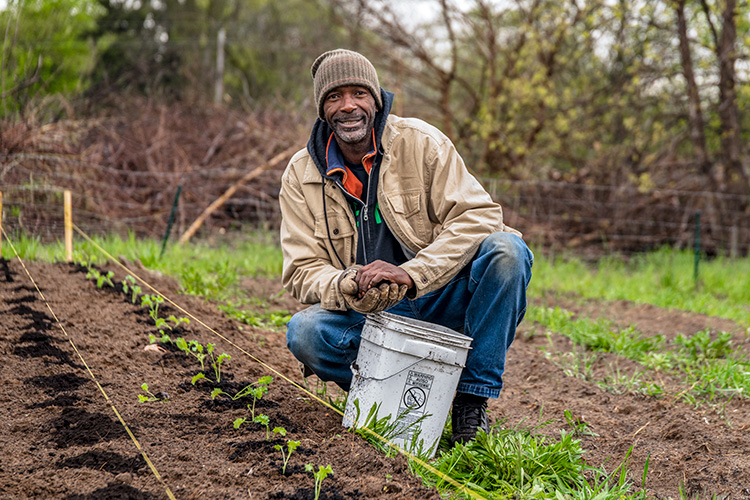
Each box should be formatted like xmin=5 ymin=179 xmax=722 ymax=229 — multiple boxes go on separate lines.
xmin=302 ymin=115 xmax=399 ymax=185
xmin=307 ymin=88 xmax=394 ymax=179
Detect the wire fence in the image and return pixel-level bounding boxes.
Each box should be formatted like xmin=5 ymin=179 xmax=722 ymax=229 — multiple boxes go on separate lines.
xmin=2 ymin=168 xmax=748 ymax=259
xmin=481 ymin=178 xmax=750 ymax=258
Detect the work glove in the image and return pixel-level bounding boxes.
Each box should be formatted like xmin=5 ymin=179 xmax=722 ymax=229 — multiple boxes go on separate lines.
xmin=338 ymin=266 xmax=409 ymax=314
xmin=373 ymin=281 xmax=409 ymax=312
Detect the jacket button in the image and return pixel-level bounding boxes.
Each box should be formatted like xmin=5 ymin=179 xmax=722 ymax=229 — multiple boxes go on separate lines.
xmin=333 ymin=228 xmax=339 ymax=235
xmin=421 ymin=277 xmax=428 ymax=283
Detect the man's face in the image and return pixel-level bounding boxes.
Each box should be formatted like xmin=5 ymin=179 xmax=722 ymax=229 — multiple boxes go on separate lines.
xmin=323 ymin=85 xmax=377 ymax=146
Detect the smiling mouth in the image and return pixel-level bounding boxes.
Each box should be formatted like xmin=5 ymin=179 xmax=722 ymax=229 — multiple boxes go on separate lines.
xmin=336 ymin=116 xmax=364 ymax=128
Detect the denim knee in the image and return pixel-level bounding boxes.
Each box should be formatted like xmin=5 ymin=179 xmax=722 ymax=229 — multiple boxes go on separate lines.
xmin=286 ymin=308 xmax=317 ymax=365
xmin=482 ymin=232 xmax=532 ymax=263
xmin=475 ymin=231 xmax=534 ymax=278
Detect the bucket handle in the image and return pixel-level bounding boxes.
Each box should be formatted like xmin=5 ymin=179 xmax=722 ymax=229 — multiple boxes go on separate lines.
xmin=352 ymin=353 xmax=461 ymax=382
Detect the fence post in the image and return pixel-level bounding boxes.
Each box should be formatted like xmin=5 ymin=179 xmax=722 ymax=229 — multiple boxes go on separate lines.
xmin=64 ymin=190 xmax=73 ymax=263
xmin=730 ymin=225 xmax=738 ymax=259
xmin=160 ymin=184 xmax=182 ymax=259
xmin=693 ymin=210 xmax=701 ymax=287
xmin=0 ymin=191 xmax=3 ymax=258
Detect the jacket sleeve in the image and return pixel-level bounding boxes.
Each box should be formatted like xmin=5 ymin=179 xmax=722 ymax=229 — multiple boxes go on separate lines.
xmin=279 ymin=161 xmax=348 ymax=311
xmin=398 ymin=135 xmax=510 ymax=298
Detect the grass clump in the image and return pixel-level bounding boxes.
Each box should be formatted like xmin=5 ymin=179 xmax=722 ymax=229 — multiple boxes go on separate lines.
xmin=4 ymin=230 xmax=282 ymax=299
xmin=527 ymin=306 xmax=665 ymax=360
xmin=532 ymin=304 xmax=750 ymax=403
xmin=530 ymin=248 xmax=750 ymax=327
xmin=410 ymin=421 xmax=648 ymax=500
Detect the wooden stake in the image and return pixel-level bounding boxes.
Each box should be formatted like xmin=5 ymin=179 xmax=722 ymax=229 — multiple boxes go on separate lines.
xmin=178 ymin=146 xmax=295 ymax=245
xmin=64 ymin=190 xmax=73 ymax=262
xmin=0 ymin=191 xmax=3 ymax=258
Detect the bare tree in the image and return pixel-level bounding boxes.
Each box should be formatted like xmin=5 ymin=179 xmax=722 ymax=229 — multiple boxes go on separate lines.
xmin=699 ymin=0 xmax=748 ymax=193
xmin=674 ymin=0 xmax=711 ymax=182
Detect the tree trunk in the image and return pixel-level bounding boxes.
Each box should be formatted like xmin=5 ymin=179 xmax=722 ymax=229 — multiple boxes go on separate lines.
xmin=703 ymin=0 xmax=748 ymax=193
xmin=675 ymin=0 xmax=712 ymax=181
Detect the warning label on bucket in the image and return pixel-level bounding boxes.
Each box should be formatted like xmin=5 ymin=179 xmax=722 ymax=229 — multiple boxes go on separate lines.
xmin=395 ymin=370 xmax=434 ymax=443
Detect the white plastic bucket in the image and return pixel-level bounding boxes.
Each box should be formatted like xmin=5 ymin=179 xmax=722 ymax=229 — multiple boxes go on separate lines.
xmin=343 ymin=311 xmax=472 ymax=458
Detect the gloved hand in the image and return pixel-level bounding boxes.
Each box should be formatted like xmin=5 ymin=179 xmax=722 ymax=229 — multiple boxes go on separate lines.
xmin=374 ymin=281 xmax=409 ymax=312
xmin=338 ymin=266 xmax=408 ymax=314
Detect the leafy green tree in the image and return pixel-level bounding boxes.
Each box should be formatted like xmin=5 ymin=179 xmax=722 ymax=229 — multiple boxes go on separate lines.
xmin=86 ymin=0 xmax=189 ymax=98
xmin=0 ymin=0 xmax=101 ymax=118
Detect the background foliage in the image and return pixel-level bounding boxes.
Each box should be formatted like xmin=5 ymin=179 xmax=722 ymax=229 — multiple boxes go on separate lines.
xmin=1 ymin=0 xmax=749 ymax=256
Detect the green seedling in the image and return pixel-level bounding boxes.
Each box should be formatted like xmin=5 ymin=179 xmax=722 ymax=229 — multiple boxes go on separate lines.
xmin=304 ymin=464 xmax=333 ymax=500
xmin=154 ymin=315 xmax=189 ymax=334
xmin=141 ymin=294 xmax=165 ymax=322
xmin=246 ymin=376 xmax=272 ymax=418
xmin=138 ymin=383 xmax=167 ymax=403
xmin=86 ymin=268 xmax=115 ymax=289
xmin=155 ymin=317 xmax=169 ymax=332
xmin=275 ymin=437 xmax=299 ymax=475
xmin=188 ymin=344 xmax=229 ymax=385
xmin=175 ymin=338 xmax=207 ymax=370
xmin=121 ymin=275 xmax=142 ymax=303
xmin=254 ymin=413 xmax=271 ymax=440
xmin=233 ymin=417 xmax=246 ymax=429
xmin=148 ymin=332 xmax=173 ymax=345
xmin=168 ymin=315 xmax=190 ymax=329
xmin=205 ymin=343 xmax=230 ymax=383
xmin=211 ymin=376 xmax=272 ymax=418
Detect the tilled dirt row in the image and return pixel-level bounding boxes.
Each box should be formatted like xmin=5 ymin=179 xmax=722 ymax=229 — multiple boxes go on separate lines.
xmin=1 ymin=259 xmax=749 ymax=499
xmin=0 ymin=260 xmax=439 ymax=500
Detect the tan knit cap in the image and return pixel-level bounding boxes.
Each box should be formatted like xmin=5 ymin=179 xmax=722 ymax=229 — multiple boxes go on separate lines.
xmin=311 ymin=49 xmax=382 ymax=119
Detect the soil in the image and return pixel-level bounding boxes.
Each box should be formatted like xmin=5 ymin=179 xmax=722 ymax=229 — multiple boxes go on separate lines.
xmin=1 ymin=259 xmax=750 ymax=500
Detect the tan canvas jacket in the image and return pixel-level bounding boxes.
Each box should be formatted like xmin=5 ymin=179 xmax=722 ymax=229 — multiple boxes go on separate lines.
xmin=279 ymin=114 xmax=520 ymax=311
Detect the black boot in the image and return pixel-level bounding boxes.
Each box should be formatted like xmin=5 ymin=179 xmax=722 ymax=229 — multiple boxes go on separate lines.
xmin=450 ymin=392 xmax=489 ymax=447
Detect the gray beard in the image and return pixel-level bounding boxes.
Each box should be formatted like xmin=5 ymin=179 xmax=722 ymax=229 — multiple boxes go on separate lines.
xmin=328 ymin=115 xmax=375 ymax=145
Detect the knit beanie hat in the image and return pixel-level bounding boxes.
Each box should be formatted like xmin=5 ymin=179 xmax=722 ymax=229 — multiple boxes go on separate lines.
xmin=311 ymin=49 xmax=383 ymax=119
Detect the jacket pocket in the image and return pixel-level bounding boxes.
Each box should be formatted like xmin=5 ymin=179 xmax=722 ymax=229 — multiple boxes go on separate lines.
xmin=387 ymin=190 xmax=421 ymax=218
xmin=384 ymin=190 xmax=430 ymax=244
xmin=313 ymin=214 xmax=354 ymax=239
xmin=314 ymin=214 xmax=355 ymax=267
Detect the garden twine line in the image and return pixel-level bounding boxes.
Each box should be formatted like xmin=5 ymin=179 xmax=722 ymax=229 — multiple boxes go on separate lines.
xmin=0 ymin=226 xmax=178 ymax=500
xmin=73 ymin=223 xmax=488 ymax=500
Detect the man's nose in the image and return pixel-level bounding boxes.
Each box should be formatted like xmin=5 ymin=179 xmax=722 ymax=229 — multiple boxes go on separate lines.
xmin=340 ymin=94 xmax=358 ymax=112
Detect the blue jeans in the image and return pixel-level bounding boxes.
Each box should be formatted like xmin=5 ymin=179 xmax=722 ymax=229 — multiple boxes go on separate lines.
xmin=286 ymin=232 xmax=533 ymax=399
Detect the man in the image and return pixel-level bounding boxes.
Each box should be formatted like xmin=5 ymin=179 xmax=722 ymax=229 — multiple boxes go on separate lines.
xmin=279 ymin=49 xmax=533 ymax=446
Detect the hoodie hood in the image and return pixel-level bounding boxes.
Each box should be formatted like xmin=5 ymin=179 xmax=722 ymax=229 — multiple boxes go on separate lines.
xmin=307 ymin=88 xmax=394 ymax=178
